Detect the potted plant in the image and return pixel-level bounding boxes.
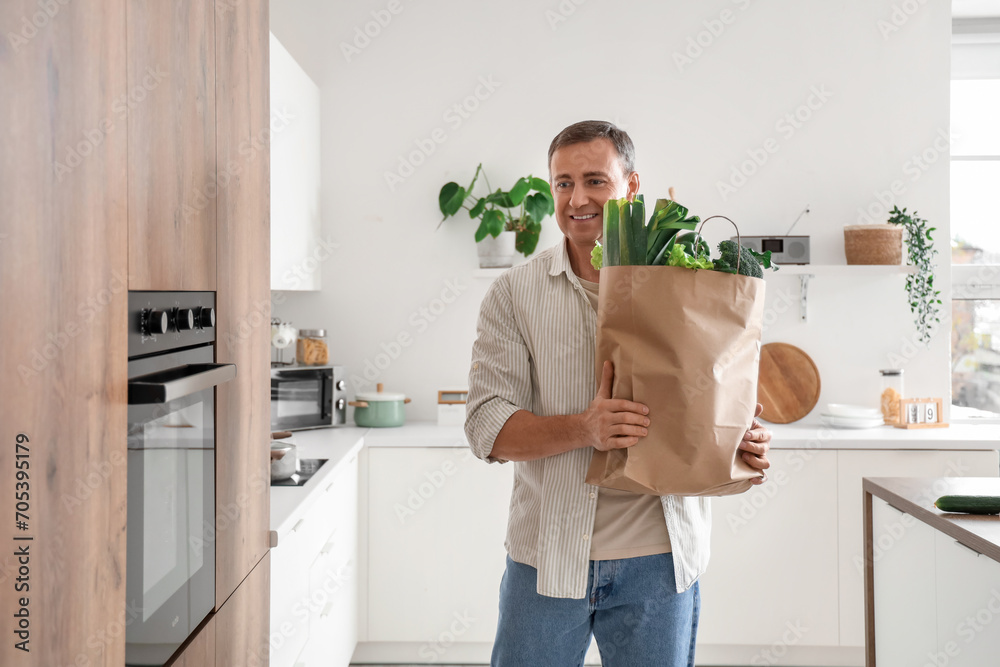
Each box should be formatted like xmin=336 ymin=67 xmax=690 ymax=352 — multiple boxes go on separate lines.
xmin=438 ymin=164 xmax=554 ymax=268
xmin=887 ymin=205 xmax=942 ymax=345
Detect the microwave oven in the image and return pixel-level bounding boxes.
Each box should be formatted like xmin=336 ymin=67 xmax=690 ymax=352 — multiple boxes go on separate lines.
xmin=270 ymin=365 xmax=348 ymax=431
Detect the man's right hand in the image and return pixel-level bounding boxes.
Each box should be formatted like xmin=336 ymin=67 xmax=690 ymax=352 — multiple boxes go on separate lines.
xmin=580 ymin=361 xmax=650 ymax=452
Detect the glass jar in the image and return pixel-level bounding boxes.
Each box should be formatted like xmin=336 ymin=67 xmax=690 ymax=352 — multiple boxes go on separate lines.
xmin=879 ymin=369 xmax=904 ymax=424
xmin=296 ymin=328 xmax=329 ymax=366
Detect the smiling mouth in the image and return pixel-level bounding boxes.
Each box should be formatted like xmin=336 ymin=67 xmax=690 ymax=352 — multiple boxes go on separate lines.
xmin=570 ymin=213 xmax=599 ymax=220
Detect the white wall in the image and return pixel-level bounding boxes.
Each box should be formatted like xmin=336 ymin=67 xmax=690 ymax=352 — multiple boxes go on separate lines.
xmin=269 ymin=0 xmax=952 ymax=422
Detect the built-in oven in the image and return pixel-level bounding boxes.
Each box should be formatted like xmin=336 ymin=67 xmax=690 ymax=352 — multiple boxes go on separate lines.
xmin=270 ymin=364 xmax=347 ymax=431
xmin=126 ymin=291 xmax=236 ymax=667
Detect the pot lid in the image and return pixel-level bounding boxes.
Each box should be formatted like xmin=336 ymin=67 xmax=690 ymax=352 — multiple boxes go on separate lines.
xmin=356 ymin=382 xmax=406 ymax=402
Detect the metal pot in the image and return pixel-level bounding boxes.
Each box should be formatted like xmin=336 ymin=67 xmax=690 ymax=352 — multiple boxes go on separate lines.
xmin=270 ymin=431 xmax=298 ymax=480
xmin=349 ymin=383 xmax=411 ymax=428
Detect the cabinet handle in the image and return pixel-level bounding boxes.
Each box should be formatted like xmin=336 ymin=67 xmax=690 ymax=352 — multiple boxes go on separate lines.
xmin=269 ymin=530 xmax=278 ymax=548
xmin=321 ymin=531 xmax=338 ymax=555
xmin=292 ymin=518 xmax=306 ymax=533
xmin=320 ymin=601 xmax=335 ymax=619
xmin=954 ymin=540 xmax=982 ymax=557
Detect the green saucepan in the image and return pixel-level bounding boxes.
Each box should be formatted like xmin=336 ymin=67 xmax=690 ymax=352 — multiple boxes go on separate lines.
xmin=349 ymin=383 xmax=411 ymax=428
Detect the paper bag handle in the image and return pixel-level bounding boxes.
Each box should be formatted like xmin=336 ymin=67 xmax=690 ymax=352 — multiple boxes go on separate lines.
xmin=694 ymin=215 xmax=741 ymax=275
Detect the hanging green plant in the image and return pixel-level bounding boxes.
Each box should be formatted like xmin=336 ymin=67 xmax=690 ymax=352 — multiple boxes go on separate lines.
xmin=887 ymin=205 xmax=941 ymax=345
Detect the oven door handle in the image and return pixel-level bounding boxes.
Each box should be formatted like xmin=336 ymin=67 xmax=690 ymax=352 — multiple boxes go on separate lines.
xmin=128 ymin=363 xmax=237 ymax=404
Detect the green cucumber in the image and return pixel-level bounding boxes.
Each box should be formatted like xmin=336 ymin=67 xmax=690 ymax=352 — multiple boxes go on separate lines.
xmin=934 ymin=495 xmax=1000 ymax=515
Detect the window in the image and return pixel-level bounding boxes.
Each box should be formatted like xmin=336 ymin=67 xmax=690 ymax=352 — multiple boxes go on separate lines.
xmin=950 ymin=18 xmax=1000 ymax=421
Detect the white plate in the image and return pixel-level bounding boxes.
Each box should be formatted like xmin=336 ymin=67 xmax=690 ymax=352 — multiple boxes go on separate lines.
xmin=820 ymin=414 xmax=886 ymax=429
xmin=825 ymin=403 xmax=882 ymax=418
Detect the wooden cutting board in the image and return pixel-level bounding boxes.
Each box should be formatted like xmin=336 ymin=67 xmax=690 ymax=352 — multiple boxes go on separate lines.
xmin=757 ymin=342 xmax=821 ymax=423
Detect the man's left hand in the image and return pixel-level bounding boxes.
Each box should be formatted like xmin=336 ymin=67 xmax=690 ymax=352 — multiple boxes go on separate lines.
xmin=739 ymin=403 xmax=771 ymax=484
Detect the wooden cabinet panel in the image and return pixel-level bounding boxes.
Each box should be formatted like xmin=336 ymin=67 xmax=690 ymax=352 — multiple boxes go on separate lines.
xmin=871 ymin=497 xmax=938 ymax=666
xmin=367 ymin=448 xmax=513 ymax=643
xmin=127 ymin=0 xmax=217 ymax=290
xmin=169 ymin=616 xmax=217 ymax=667
xmin=216 ymin=552 xmax=271 ymax=667
xmin=697 ymin=450 xmax=841 ymax=647
xmin=0 ymin=1 xmax=128 ymax=666
xmin=837 ymin=449 xmax=998 ymax=647
xmin=214 ymin=0 xmax=271 ymax=606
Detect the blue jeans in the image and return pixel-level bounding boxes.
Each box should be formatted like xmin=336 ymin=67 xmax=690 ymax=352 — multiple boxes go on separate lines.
xmin=490 ymin=553 xmax=700 ymax=667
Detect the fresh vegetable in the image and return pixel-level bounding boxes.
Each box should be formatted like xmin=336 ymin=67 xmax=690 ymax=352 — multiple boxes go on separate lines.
xmin=711 ymin=240 xmax=777 ymax=279
xmin=592 ymin=195 xmax=776 ymax=279
xmin=591 ymin=241 xmax=603 ymax=270
xmin=665 ymin=243 xmax=714 ymax=270
xmin=934 ymin=495 xmax=1000 ymax=515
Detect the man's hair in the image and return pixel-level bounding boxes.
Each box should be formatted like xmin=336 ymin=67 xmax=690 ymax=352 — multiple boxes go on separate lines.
xmin=548 ymin=120 xmax=635 ymax=176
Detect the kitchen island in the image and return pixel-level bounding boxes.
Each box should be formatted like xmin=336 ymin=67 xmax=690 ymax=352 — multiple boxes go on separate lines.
xmin=864 ymin=476 xmax=1000 ymax=667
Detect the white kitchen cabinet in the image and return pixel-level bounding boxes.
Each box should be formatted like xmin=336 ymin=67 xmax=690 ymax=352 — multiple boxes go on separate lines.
xmin=366 ymin=447 xmax=513 ymax=645
xmin=697 ymin=450 xmax=841 ymax=647
xmin=271 ymin=454 xmax=360 ymax=667
xmin=933 ymin=529 xmax=1000 ymax=666
xmin=871 ymin=497 xmax=938 ymax=666
xmin=270 ymin=32 xmax=322 ymax=291
xmin=837 ymin=449 xmax=998 ymax=647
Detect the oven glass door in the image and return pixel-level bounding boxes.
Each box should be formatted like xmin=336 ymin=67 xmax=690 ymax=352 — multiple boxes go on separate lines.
xmin=126 ymin=347 xmax=216 ymax=667
xmin=271 ymin=368 xmax=332 ymax=430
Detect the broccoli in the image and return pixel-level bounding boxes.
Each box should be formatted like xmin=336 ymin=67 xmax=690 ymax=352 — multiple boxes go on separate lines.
xmin=715 ymin=240 xmax=765 ymax=279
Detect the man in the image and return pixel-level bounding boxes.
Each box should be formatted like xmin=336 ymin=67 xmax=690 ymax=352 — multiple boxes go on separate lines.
xmin=464 ymin=120 xmax=772 ymax=667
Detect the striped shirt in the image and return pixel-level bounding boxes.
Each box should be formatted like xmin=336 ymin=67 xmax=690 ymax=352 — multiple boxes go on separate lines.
xmin=465 ymin=237 xmax=712 ymax=599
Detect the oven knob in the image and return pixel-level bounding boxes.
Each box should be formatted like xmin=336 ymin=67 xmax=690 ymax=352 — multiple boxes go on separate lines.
xmin=146 ymin=310 xmax=169 ymax=335
xmin=336 ymin=380 xmax=346 ymax=391
xmin=336 ymin=398 xmax=345 ymax=410
xmin=175 ymin=308 xmax=195 ymax=331
xmin=198 ymin=307 xmax=216 ymax=329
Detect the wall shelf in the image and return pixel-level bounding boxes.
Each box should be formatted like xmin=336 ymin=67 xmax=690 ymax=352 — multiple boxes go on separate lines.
xmin=772 ymin=264 xmax=916 ymax=322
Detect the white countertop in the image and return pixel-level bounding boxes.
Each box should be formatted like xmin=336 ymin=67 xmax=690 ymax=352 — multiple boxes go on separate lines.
xmin=270 ymin=426 xmax=366 ymax=536
xmin=270 ymin=420 xmax=998 ymax=532
xmin=765 ymin=420 xmax=999 ymax=450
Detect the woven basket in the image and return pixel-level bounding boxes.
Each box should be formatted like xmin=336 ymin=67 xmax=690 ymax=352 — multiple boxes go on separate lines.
xmin=843 ymin=224 xmax=903 ymax=265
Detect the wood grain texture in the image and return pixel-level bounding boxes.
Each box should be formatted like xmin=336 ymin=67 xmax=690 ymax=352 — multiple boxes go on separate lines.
xmin=127 ymin=0 xmax=217 ymax=290
xmin=863 ymin=491 xmax=875 ymax=667
xmin=216 ymin=552 xmax=270 ymax=667
xmin=863 ymin=477 xmax=1000 ymax=563
xmin=214 ymin=0 xmax=271 ymax=608
xmin=0 ymin=1 xmax=128 ymax=665
xmin=757 ymin=342 xmax=821 ymax=423
xmin=168 ymin=615 xmax=216 ymax=667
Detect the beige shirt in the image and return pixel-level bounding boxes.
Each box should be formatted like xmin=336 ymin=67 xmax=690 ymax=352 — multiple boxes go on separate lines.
xmin=465 ymin=238 xmax=712 ymax=599
xmin=576 ymin=277 xmax=672 ymax=561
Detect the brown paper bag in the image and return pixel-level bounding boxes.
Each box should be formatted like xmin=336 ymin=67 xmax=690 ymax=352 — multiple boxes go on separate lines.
xmin=584 ymin=264 xmax=766 ymax=496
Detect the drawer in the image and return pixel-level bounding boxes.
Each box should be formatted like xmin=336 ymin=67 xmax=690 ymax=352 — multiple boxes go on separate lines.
xmin=270 ymin=523 xmax=311 ymax=667
xmin=303 ymin=543 xmax=358 ymax=667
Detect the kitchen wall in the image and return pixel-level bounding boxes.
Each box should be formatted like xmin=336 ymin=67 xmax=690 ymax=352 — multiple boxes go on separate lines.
xmin=269 ymin=0 xmax=952 ymax=422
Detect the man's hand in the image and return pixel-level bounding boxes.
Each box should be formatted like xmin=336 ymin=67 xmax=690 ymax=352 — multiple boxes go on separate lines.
xmin=739 ymin=403 xmax=772 ymax=484
xmin=580 ymin=361 xmax=650 ymax=452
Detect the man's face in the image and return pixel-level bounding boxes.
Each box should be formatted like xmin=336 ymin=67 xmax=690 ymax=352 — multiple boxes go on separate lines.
xmin=548 ymin=138 xmax=639 ymax=250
